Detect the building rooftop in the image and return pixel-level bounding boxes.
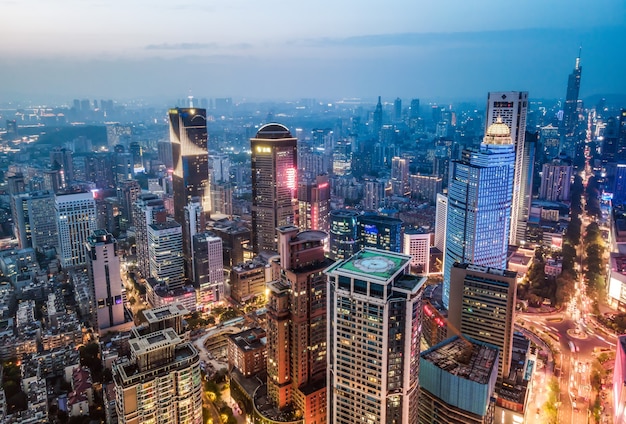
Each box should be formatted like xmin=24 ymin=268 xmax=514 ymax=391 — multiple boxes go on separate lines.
xmin=326 ymin=248 xmax=411 ymax=281
xmin=421 ymin=336 xmax=498 ymax=385
xmin=143 ymin=302 xmax=189 ymax=323
xmin=254 ymin=123 xmax=293 ymax=139
xmin=228 ymin=327 xmax=266 ymax=351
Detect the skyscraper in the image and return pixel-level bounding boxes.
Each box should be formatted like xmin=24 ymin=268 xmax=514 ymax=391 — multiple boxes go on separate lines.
xmin=148 ymin=222 xmax=185 ymax=292
xmin=265 ymin=226 xmax=332 ymax=423
xmin=298 ymin=174 xmax=330 ymax=233
xmin=11 ymin=190 xmax=56 ymax=251
xmin=329 ymin=209 xmax=359 ymax=260
xmin=55 ymin=191 xmax=97 ymax=268
xmin=391 ymin=156 xmax=410 ymax=196
xmin=326 ymin=248 xmax=425 ymax=423
xmin=442 ymin=118 xmax=515 ymax=308
xmin=192 ymin=232 xmax=224 ymax=308
xmin=86 ymin=230 xmax=124 ymax=334
xmin=448 ymin=263 xmax=517 ymax=381
xmin=562 ymin=51 xmax=582 ymax=138
xmin=132 ymin=194 xmax=167 ymax=278
xmin=250 ymin=123 xmax=298 ymax=253
xmin=169 ymin=107 xmax=210 ymax=253
xmin=486 ymin=91 xmax=528 ymax=245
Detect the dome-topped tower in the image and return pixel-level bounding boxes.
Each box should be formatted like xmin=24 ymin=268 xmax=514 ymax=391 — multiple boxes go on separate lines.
xmin=483 ymin=116 xmax=513 ymax=145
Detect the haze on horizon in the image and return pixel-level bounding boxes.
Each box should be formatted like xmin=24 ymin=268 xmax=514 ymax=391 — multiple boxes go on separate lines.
xmin=1 ymin=0 xmax=625 ymax=104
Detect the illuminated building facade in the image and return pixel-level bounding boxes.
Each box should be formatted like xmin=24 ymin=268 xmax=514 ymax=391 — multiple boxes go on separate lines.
xmin=442 ymin=118 xmax=515 ymax=308
xmin=357 ymin=213 xmax=403 ymax=253
xmin=55 ymin=191 xmax=97 ymax=268
xmin=113 ymin=303 xmax=202 ymax=424
xmin=486 ymin=91 xmax=528 ymax=246
xmin=298 ymin=174 xmax=330 ymax=233
xmin=192 ymin=232 xmax=224 ymax=308
xmin=168 ymin=107 xmax=210 ymax=258
xmin=148 ymin=222 xmax=185 ymax=291
xmin=250 ymin=123 xmax=298 ymax=253
xmin=329 ymin=209 xmax=359 ymax=260
xmin=539 ymin=156 xmax=573 ymax=201
xmin=448 ymin=263 xmax=517 ymax=381
xmin=326 ymin=249 xmax=425 ymax=423
xmin=132 ymin=194 xmax=167 ymax=278
xmin=265 ymin=226 xmax=332 ymax=422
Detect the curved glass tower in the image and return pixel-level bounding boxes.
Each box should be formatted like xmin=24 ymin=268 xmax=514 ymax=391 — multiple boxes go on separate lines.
xmin=442 ymin=118 xmax=515 ymax=308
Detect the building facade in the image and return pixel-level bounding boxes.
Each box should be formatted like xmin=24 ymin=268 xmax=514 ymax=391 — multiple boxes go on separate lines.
xmin=448 ymin=263 xmax=517 ymax=381
xmin=326 ymin=249 xmax=425 ymax=423
xmin=86 ymin=230 xmax=124 ymax=334
xmin=148 ymin=222 xmax=185 ymax=292
xmin=56 ymin=192 xmax=97 ymax=268
xmin=485 ymin=91 xmax=529 ymax=246
xmin=169 ymin=107 xmax=210 ymax=256
xmin=192 ymin=232 xmax=224 ymax=309
xmin=442 ymin=118 xmax=515 ymax=308
xmin=264 ymin=226 xmax=333 ymax=423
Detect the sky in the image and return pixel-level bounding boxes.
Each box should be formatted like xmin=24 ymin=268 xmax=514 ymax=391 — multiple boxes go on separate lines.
xmin=1 ymin=0 xmax=625 ymax=103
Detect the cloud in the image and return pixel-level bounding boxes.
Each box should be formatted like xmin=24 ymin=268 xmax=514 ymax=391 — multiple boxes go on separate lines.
xmin=145 ymin=42 xmax=218 ymax=50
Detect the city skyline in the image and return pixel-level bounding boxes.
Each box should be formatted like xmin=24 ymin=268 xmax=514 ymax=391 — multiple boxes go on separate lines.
xmin=1 ymin=1 xmax=625 ymax=102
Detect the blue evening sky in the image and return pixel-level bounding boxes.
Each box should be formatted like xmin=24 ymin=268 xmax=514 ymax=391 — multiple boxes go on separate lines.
xmin=1 ymin=0 xmax=625 ymax=102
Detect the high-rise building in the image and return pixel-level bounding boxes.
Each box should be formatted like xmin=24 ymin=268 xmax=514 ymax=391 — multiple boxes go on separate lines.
xmin=12 ymin=191 xmax=57 ymax=251
xmin=391 ymin=156 xmax=410 ymax=196
xmin=169 ymin=107 xmax=210 ymax=245
xmin=116 ymin=179 xmax=141 ymax=228
xmin=329 ymin=209 xmax=359 ymax=260
xmin=562 ymin=52 xmax=582 ymax=139
xmin=409 ymin=99 xmax=420 ymax=119
xmin=448 ymin=263 xmax=517 ymax=381
xmin=373 ymin=96 xmax=383 ymax=136
xmin=326 ymin=248 xmax=425 ymax=423
xmin=403 ymin=229 xmax=431 ymax=274
xmin=298 ymin=174 xmax=330 ymax=233
xmin=55 ymin=191 xmax=97 ymax=268
xmin=192 ymin=232 xmax=224 ymax=308
xmin=394 ymin=97 xmax=402 ymax=122
xmin=419 ymin=336 xmax=499 ymax=424
xmin=409 ymin=174 xmax=442 ymax=204
xmin=132 ymin=194 xmax=167 ymax=278
xmin=434 ymin=193 xmax=448 ymax=253
xmin=486 ymin=91 xmax=528 ymax=245
xmin=250 ymin=123 xmax=298 ymax=253
xmin=539 ymin=156 xmax=573 ymax=201
xmin=112 ymin=303 xmax=202 ymax=424
xmin=264 ymin=226 xmax=332 ymax=422
xmin=148 ymin=222 xmax=185 ymax=292
xmin=86 ymin=230 xmax=124 ymax=334
xmin=50 ymin=147 xmax=74 ymax=186
xmin=442 ymin=118 xmax=515 ymax=308
xmin=358 ymin=212 xmax=403 ymax=253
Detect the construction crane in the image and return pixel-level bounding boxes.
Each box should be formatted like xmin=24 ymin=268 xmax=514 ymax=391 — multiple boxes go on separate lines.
xmin=423 ymin=300 xmax=474 ymax=364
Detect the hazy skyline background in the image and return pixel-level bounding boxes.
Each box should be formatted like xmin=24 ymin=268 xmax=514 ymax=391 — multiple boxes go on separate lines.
xmin=1 ymin=0 xmax=625 ymax=103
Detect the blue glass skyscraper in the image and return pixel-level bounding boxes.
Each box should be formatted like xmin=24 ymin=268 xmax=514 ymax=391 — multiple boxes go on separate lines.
xmin=442 ymin=118 xmax=515 ymax=309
